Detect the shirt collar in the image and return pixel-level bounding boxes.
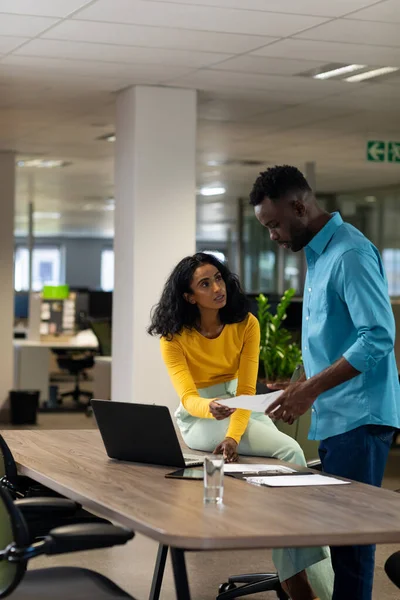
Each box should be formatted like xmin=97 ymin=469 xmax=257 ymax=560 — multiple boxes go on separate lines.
xmin=306 ymin=212 xmax=343 ymax=256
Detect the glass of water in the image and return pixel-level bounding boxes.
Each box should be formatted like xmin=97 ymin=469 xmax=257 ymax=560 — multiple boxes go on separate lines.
xmin=204 ymin=455 xmax=224 ymax=504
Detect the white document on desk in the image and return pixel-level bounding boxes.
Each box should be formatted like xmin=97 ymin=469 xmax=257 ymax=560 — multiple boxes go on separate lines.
xmin=224 ymin=464 xmax=295 ymax=474
xmin=219 ymin=390 xmax=283 ymax=412
xmin=245 ymin=474 xmax=350 ymax=487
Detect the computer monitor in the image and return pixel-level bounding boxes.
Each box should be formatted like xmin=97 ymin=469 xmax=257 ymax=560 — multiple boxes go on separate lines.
xmin=88 ymin=291 xmax=113 ymax=320
xmin=14 ymin=293 xmax=29 ymax=320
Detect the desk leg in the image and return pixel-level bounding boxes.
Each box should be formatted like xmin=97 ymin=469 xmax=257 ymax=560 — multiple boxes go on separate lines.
xmin=170 ymin=548 xmax=191 ymax=600
xmin=149 ymin=544 xmax=168 ymax=600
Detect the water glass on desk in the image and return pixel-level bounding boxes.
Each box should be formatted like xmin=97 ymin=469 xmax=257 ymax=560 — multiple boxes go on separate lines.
xmin=204 ymin=455 xmax=224 ymax=504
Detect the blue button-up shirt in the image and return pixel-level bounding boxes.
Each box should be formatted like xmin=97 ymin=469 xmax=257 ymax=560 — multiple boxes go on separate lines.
xmin=303 ymin=212 xmax=400 ymax=441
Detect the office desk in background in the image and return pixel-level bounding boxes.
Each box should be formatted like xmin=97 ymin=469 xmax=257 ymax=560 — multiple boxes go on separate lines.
xmin=13 ymin=332 xmax=98 ymax=403
xmin=4 ymin=429 xmax=400 ymax=600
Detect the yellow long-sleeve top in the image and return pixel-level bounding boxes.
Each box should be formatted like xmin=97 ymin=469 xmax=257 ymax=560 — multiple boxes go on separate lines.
xmin=160 ymin=313 xmax=260 ymax=444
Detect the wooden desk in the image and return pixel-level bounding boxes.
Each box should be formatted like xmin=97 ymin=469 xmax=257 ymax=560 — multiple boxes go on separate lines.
xmin=4 ymin=430 xmax=400 ymax=599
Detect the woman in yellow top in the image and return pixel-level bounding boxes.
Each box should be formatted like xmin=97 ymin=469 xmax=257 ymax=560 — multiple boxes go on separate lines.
xmin=148 ymin=253 xmax=333 ymax=600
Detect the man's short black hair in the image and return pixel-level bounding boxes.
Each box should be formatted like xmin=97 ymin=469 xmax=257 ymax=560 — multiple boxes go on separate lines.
xmin=249 ymin=165 xmax=312 ymax=206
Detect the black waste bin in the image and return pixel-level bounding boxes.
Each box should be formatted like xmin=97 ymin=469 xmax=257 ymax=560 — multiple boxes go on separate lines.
xmin=9 ymin=390 xmax=40 ymax=425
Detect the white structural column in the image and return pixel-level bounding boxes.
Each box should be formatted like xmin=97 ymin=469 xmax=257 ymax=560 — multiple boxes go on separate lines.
xmin=113 ymin=86 xmax=197 ymax=410
xmin=0 ymin=152 xmax=16 ymax=416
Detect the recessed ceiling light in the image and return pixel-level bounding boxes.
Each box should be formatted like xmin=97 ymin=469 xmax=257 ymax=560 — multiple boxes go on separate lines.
xmin=97 ymin=133 xmax=116 ymax=142
xmin=345 ymin=66 xmax=399 ymax=82
xmin=199 ymin=186 xmax=226 ymax=197
xmin=313 ymin=64 xmax=365 ymax=80
xmin=17 ymin=159 xmax=70 ymax=168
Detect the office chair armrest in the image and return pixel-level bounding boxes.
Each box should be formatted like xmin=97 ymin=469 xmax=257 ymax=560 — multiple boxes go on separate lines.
xmin=43 ymin=523 xmax=134 ymax=556
xmin=306 ymin=459 xmax=322 ymax=471
xmin=15 ymin=497 xmax=80 ymax=519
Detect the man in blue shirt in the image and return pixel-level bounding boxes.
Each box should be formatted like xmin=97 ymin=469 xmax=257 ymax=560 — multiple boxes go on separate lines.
xmin=250 ymin=165 xmax=400 ymax=600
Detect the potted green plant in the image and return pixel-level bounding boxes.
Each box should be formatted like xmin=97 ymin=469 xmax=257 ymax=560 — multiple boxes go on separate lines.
xmin=256 ymin=289 xmax=302 ymax=385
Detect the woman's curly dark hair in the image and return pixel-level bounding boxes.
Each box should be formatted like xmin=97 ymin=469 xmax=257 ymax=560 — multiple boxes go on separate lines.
xmin=148 ymin=253 xmax=249 ymax=339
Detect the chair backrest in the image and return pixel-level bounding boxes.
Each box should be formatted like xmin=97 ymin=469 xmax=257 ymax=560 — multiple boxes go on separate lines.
xmin=89 ymin=319 xmax=112 ymax=356
xmin=0 ymin=487 xmax=29 ymax=598
xmin=0 ymin=436 xmax=18 ymax=482
xmin=385 ymin=551 xmax=400 ymax=589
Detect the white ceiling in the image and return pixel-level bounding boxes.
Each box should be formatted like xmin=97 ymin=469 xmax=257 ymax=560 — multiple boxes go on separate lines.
xmin=1 ymin=0 xmax=400 ymax=237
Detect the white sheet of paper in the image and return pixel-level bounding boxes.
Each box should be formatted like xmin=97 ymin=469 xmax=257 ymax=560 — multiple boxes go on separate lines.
xmin=224 ymin=464 xmax=295 ymax=474
xmin=245 ymin=474 xmax=350 ymax=487
xmin=219 ymin=390 xmax=283 ymax=412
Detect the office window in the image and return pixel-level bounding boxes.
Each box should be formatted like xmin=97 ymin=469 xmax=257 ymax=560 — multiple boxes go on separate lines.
xmin=383 ymin=249 xmax=400 ymax=297
xmin=242 ymin=206 xmax=278 ymax=294
xmin=284 ymin=254 xmax=301 ymax=293
xmin=14 ymin=247 xmax=62 ymax=291
xmin=101 ymin=248 xmax=114 ymax=292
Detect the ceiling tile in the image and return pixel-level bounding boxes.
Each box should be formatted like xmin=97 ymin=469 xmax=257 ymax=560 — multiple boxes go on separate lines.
xmin=42 ymin=19 xmax=279 ymax=54
xmin=73 ymin=0 xmax=329 ymax=36
xmin=248 ymin=103 xmax=356 ymax=129
xmin=253 ymin=38 xmax=400 ymax=66
xmin=146 ymin=0 xmax=379 ymax=18
xmin=0 ymin=35 xmax=28 ymax=53
xmin=198 ymin=94 xmax=289 ymax=121
xmin=295 ymin=18 xmax=400 ymax=47
xmin=209 ymin=55 xmax=326 ymax=76
xmin=316 ymin=89 xmax=400 ymax=112
xmin=0 ymin=63 xmax=132 ymax=92
xmin=13 ymin=39 xmax=232 ymax=68
xmin=348 ymin=0 xmax=400 ymax=24
xmin=0 ymin=0 xmax=92 ymax=17
xmin=172 ymin=68 xmax=351 ymax=96
xmin=0 ymin=13 xmax=58 ymax=36
xmin=2 ymin=55 xmax=193 ymax=83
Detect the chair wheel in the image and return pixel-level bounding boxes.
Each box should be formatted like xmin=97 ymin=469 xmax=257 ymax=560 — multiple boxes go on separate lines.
xmin=219 ymin=582 xmax=237 ymax=593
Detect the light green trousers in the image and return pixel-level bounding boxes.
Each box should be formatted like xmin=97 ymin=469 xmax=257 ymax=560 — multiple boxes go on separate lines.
xmin=175 ymin=381 xmax=334 ymax=600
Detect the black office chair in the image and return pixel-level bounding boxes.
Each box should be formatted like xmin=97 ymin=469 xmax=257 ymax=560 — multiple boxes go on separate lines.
xmin=0 ymin=433 xmax=110 ymax=539
xmin=0 ymin=485 xmax=137 ymax=600
xmin=385 ymin=551 xmax=400 ymax=589
xmin=55 ymin=350 xmax=95 ymax=408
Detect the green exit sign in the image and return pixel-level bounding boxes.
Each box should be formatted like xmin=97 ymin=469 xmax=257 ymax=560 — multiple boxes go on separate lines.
xmin=367 ymin=140 xmax=400 ymax=163
xmin=388 ymin=141 xmax=400 ymax=162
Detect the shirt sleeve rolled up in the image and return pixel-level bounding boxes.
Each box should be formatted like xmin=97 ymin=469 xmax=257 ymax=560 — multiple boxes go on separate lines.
xmin=337 ymin=249 xmax=395 ymax=373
